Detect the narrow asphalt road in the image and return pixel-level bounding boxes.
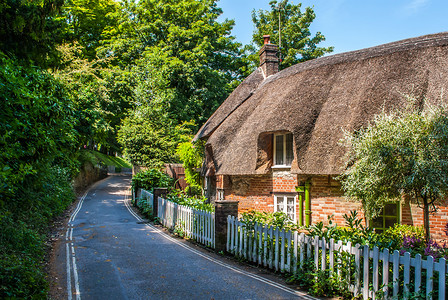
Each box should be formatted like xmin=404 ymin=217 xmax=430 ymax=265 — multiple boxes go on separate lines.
xmin=57 ymin=175 xmax=312 ymax=300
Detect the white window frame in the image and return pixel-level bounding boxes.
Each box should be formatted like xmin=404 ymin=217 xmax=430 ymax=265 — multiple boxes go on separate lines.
xmin=273 ymin=132 xmax=294 ymax=167
xmin=217 ymin=188 xmax=224 ymax=201
xmin=274 ymin=194 xmax=297 ymax=221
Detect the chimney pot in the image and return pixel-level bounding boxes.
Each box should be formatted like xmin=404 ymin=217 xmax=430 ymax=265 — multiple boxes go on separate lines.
xmin=263 ymin=35 xmax=271 ymax=45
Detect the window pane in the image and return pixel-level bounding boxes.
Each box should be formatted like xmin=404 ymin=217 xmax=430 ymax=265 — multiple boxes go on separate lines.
xmin=287 ymin=197 xmax=295 ymax=219
xmin=384 ymin=203 xmax=398 ymax=217
xmin=276 ymin=196 xmax=284 ymax=212
xmin=275 ymin=135 xmax=284 ymax=165
xmin=385 ymin=217 xmax=398 ymax=228
xmin=371 ymin=217 xmax=383 ymax=228
xmin=285 ymin=133 xmax=293 ymax=166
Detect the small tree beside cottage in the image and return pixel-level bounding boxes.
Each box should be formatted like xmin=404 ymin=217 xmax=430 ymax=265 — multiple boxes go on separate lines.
xmin=339 ymin=97 xmax=448 ymax=241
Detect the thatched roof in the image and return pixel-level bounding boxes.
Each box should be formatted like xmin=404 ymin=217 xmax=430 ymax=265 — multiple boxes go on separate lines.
xmin=195 ymin=32 xmax=448 ymax=176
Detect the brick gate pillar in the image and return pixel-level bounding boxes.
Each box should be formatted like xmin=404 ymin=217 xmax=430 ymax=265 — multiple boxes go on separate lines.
xmin=214 ymin=200 xmax=238 ymax=253
xmin=153 ymin=188 xmax=168 ymax=219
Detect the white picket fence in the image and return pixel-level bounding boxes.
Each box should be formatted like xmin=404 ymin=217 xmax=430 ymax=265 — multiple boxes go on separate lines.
xmin=157 ymin=196 xmax=215 ymax=248
xmin=227 ymin=216 xmax=447 ymax=300
xmin=137 ymin=189 xmax=153 ymax=211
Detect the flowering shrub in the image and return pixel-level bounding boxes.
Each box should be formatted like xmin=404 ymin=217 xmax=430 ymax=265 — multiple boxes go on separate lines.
xmin=395 ymin=222 xmax=448 ymax=260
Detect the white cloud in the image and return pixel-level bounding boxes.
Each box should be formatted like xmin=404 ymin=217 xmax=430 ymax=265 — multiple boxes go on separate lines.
xmin=404 ymin=0 xmax=430 ymax=15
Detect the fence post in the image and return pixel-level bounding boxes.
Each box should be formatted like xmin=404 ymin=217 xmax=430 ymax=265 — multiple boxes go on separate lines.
xmin=153 ymin=188 xmax=168 ymax=218
xmin=133 ymin=187 xmax=139 ymax=207
xmin=214 ymin=200 xmax=238 ymax=253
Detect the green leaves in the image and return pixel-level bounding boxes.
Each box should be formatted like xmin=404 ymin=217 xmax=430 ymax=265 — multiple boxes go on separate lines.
xmin=131 ymin=168 xmax=174 ymax=191
xmin=176 ymin=141 xmax=204 ymax=195
xmin=339 ymin=97 xmax=448 ymax=239
xmin=117 ymin=107 xmax=192 ymax=168
xmin=250 ymin=0 xmax=333 ymax=69
xmin=0 ymin=53 xmax=77 ymax=198
xmin=0 ymin=0 xmax=64 ymax=65
xmin=107 ymin=0 xmax=248 ymax=166
xmin=100 ymin=0 xmax=246 ymax=125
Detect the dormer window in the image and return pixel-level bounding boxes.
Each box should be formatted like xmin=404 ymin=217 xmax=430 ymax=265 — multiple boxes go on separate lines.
xmin=274 ymin=133 xmax=293 ymax=166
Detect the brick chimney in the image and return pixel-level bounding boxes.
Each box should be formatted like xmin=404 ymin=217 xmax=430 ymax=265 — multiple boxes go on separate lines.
xmin=259 ymin=35 xmax=279 ymax=77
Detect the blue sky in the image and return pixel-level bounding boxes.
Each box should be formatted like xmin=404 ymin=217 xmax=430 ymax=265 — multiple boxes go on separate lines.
xmin=218 ymin=0 xmax=448 ymax=55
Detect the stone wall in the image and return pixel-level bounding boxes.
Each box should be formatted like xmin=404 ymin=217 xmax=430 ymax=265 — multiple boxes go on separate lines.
xmin=73 ymin=161 xmax=107 ymax=194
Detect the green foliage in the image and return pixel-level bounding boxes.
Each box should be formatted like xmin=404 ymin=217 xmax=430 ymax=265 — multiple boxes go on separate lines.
xmin=310 ymin=269 xmax=352 ymax=298
xmin=131 ymin=168 xmax=174 ymax=192
xmin=333 ymin=211 xmax=376 ymax=246
xmin=167 ymin=190 xmax=214 ymax=212
xmin=0 ymin=166 xmax=75 ymax=298
xmin=240 ymin=210 xmax=300 ymax=231
xmin=0 ymin=228 xmax=47 ymax=298
xmin=110 ymin=0 xmax=250 ymax=164
xmin=176 ymin=141 xmax=204 ymax=196
xmin=118 ymin=108 xmax=192 ymax=168
xmin=339 ymin=97 xmax=448 ymax=240
xmin=101 ymin=0 xmax=248 ymax=123
xmin=63 ymin=0 xmax=119 ymax=60
xmin=83 ymin=150 xmax=131 ymax=168
xmin=0 ymin=52 xmax=77 ymax=201
xmin=173 ymin=222 xmax=186 ymax=238
xmin=0 ymin=0 xmax=64 ymax=66
xmin=53 ymin=42 xmax=134 ymax=154
xmin=136 ymin=195 xmax=154 ymax=220
xmin=286 ymin=258 xmax=352 ymax=299
xmin=379 ymin=223 xmax=426 ymax=250
xmin=249 ymin=0 xmax=333 ymax=70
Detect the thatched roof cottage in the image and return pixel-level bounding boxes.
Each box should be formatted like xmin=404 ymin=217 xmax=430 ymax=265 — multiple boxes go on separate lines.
xmin=194 ymin=32 xmax=448 ymax=239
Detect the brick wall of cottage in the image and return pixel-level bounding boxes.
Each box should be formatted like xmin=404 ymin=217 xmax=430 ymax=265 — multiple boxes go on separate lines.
xmin=219 ymin=171 xmax=448 ymax=240
xmin=299 ymin=175 xmax=365 ymax=225
xmin=402 ymin=198 xmax=448 ymax=240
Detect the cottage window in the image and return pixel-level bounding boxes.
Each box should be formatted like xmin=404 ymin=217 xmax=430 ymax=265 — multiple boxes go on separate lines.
xmin=273 ymin=133 xmax=293 ymax=166
xmin=217 ymin=188 xmax=224 ymax=201
xmin=370 ymin=203 xmax=400 ymax=233
xmin=274 ymin=194 xmax=296 ymax=220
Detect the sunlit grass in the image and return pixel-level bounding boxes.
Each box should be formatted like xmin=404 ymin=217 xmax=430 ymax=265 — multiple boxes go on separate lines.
xmin=83 ymin=150 xmax=132 ymax=168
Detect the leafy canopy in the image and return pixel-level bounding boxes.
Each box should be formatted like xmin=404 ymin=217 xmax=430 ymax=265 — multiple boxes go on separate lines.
xmin=110 ymin=0 xmax=249 ymax=166
xmin=0 ymin=53 xmax=77 ymax=200
xmin=117 ymin=107 xmax=192 ymax=168
xmin=100 ymin=0 xmax=247 ymax=125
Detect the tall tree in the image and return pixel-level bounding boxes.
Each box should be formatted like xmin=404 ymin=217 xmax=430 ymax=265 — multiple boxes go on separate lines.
xmin=100 ymin=0 xmax=247 ymax=125
xmin=53 ymin=42 xmax=134 ymax=153
xmin=107 ymin=0 xmax=249 ymax=166
xmin=250 ymin=0 xmax=333 ymax=69
xmin=339 ymin=98 xmax=448 ymax=241
xmin=52 ymin=0 xmax=133 ymax=154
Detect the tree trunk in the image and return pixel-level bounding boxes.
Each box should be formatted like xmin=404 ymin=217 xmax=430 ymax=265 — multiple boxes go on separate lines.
xmin=423 ymin=195 xmax=431 ymax=241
